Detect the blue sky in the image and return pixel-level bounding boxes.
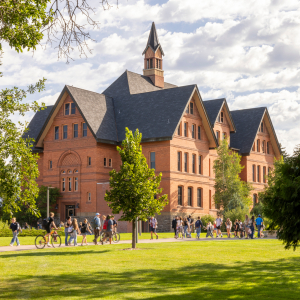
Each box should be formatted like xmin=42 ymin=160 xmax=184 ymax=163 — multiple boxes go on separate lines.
xmin=1 ymin=0 xmax=300 ymax=153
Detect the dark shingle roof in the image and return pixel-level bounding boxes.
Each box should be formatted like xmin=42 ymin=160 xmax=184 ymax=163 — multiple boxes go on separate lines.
xmin=203 ymin=98 xmax=225 ymax=125
xmin=67 ymin=86 xmax=118 ymax=142
xmin=142 ymin=22 xmax=164 ymax=55
xmin=230 ymin=107 xmax=266 ymax=155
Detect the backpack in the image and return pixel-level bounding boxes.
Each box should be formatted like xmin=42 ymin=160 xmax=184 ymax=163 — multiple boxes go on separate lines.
xmin=42 ymin=218 xmax=48 ymax=229
xmin=195 ymin=220 xmax=200 ymax=227
xmin=91 ymin=217 xmax=97 ymax=229
xmin=16 ymin=222 xmax=22 ymax=233
xmin=103 ymin=220 xmax=108 ymax=230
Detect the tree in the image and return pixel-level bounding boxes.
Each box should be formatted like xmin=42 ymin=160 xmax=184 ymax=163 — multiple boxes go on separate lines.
xmin=261 ymin=146 xmax=300 ymax=250
xmin=105 ymin=128 xmax=168 ymax=249
xmin=213 ymin=138 xmax=252 ymax=213
xmin=0 ymin=79 xmax=46 ymax=216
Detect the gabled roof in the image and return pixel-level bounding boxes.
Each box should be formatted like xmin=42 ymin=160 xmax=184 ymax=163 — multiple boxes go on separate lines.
xmin=230 ymin=107 xmax=281 ymax=157
xmin=142 ymin=22 xmax=164 ymax=56
xmin=203 ymin=98 xmax=236 ymax=132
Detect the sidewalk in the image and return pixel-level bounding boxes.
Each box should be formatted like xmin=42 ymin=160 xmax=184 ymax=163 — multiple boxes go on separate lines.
xmin=0 ymin=236 xmax=276 ymax=253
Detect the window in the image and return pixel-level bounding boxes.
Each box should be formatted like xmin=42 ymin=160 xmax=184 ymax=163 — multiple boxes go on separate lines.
xmin=177 ymin=123 xmax=181 ymax=135
xmin=178 ymin=186 xmax=182 ymax=205
xmin=54 ymin=126 xmax=59 ymax=140
xmin=71 ymin=103 xmax=76 ymax=115
xmin=220 ymin=112 xmax=224 ymax=123
xmin=150 ymin=59 xmax=153 ymax=68
xmin=252 ymin=165 xmax=256 ymax=182
xmin=192 ymin=124 xmax=195 ymax=138
xmin=252 ymin=142 xmax=255 ymax=151
xmin=257 ymin=165 xmax=260 ymax=182
xmin=156 ymin=59 xmax=159 ymax=68
xmin=82 ymin=123 xmax=87 ymax=137
xmin=109 ymin=159 xmax=112 ymax=167
xmin=74 ymin=169 xmax=78 ymax=173
xmin=223 ymin=132 xmax=226 ymax=140
xmin=177 ymin=152 xmax=181 ymax=171
xmin=62 ymin=178 xmax=65 ymax=192
xmin=88 ymin=192 xmax=91 ymax=202
xmin=198 ymin=126 xmax=201 ymax=140
xmin=104 ymin=158 xmax=107 ymax=167
xmin=263 ymin=166 xmax=266 ymax=183
xmin=150 ymin=152 xmax=156 ymax=169
xmin=261 ymin=122 xmax=264 ymax=132
xmin=74 ymin=177 xmax=78 ymax=191
xmin=257 ymin=139 xmax=260 ymax=152
xmin=184 ymin=123 xmax=187 ymax=137
xmin=192 ymin=154 xmax=196 ymax=173
xmin=190 ymin=103 xmax=194 ymax=114
xmin=63 ymin=125 xmax=68 ymax=139
xmin=253 ymin=194 xmax=258 ymax=206
xmin=216 ymin=131 xmax=220 ymax=142
xmin=184 ymin=153 xmax=188 ymax=172
xmin=186 ymin=104 xmax=189 ymax=114
xmin=68 ymin=178 xmax=72 ymax=191
xmin=209 ymin=190 xmax=212 ymax=209
xmin=147 ymin=59 xmax=149 ymax=69
xmin=49 ymin=161 xmax=52 ymax=169
xmin=198 ymin=155 xmax=202 ymax=174
xmin=73 ymin=124 xmax=78 ymax=138
xmin=267 ymin=142 xmax=270 ymax=154
xmin=262 ymin=141 xmax=265 ymax=153
xmin=88 ymin=157 xmax=91 ymax=166
xmin=65 ymin=103 xmax=70 ymax=115
xmin=197 ymin=188 xmax=202 ymax=207
xmin=61 ymin=170 xmax=66 ymax=174
xmin=68 ymin=170 xmax=72 ymax=174
xmin=188 ymin=187 xmax=192 ymax=206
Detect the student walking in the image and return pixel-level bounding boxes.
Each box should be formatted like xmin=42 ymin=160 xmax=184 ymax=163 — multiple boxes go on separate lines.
xmin=44 ymin=212 xmax=58 ymax=247
xmin=256 ymin=214 xmax=263 ymax=238
xmin=81 ymin=219 xmax=91 ymax=246
xmin=183 ymin=217 xmax=189 ymax=238
xmin=213 ymin=221 xmax=217 ymax=237
xmin=9 ymin=218 xmax=21 ymax=247
xmin=249 ymin=216 xmax=255 ymax=239
xmin=244 ymin=215 xmax=250 ymax=238
xmin=234 ymin=219 xmax=239 ymax=238
xmin=172 ymin=216 xmax=177 ymax=238
xmin=92 ymin=213 xmax=101 ymax=245
xmin=195 ymin=217 xmax=203 ymax=239
xmin=150 ymin=216 xmax=159 ymax=240
xmin=216 ymin=215 xmax=223 ymax=238
xmin=64 ymin=217 xmax=72 ymax=246
xmin=205 ymin=222 xmax=214 ymax=238
xmin=176 ymin=216 xmax=183 ymax=239
xmin=226 ymin=218 xmax=232 ymax=238
xmin=69 ymin=219 xmax=80 ymax=246
xmin=239 ymin=220 xmax=244 ymax=238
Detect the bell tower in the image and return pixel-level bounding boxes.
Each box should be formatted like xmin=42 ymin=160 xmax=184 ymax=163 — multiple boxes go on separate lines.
xmin=142 ymin=22 xmax=165 ymax=88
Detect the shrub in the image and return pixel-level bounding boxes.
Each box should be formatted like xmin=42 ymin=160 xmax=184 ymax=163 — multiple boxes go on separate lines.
xmin=0 ymin=219 xmax=10 ymax=230
xmin=201 ymin=215 xmax=215 ymax=230
xmin=0 ymin=228 xmax=65 ymax=237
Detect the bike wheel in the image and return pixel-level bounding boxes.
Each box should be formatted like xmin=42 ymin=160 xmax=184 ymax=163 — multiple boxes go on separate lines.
xmin=112 ymin=233 xmax=120 ymax=243
xmin=51 ymin=234 xmax=61 ymax=248
xmin=35 ymin=235 xmax=46 ymax=249
xmin=100 ymin=232 xmax=106 ymax=244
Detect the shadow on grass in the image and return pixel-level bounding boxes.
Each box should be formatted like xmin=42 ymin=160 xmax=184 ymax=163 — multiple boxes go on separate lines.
xmin=1 ymin=256 xmax=300 ymax=299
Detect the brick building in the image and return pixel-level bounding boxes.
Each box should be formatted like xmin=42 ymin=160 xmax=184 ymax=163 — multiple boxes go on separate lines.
xmin=27 ymin=22 xmax=281 ymax=232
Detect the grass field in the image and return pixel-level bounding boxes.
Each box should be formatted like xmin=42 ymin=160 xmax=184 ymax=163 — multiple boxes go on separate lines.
xmin=0 ymin=239 xmax=299 ymax=299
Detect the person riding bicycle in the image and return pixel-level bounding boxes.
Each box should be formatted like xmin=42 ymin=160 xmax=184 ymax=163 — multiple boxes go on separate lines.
xmin=44 ymin=212 xmax=58 ymax=247
xmin=102 ymin=215 xmax=113 ymax=245
xmin=111 ymin=215 xmax=118 ymax=233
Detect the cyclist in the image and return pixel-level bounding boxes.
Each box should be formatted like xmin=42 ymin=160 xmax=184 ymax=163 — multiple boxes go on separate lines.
xmin=102 ymin=215 xmax=113 ymax=244
xmin=44 ymin=212 xmax=58 ymax=247
xmin=111 ymin=215 xmax=118 ymax=233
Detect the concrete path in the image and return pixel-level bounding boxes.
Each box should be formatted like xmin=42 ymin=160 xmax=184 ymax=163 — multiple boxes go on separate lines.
xmin=0 ymin=236 xmax=276 ymax=253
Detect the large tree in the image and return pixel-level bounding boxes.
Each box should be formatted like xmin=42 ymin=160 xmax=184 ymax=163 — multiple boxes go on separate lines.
xmin=213 ymin=138 xmax=252 ymax=213
xmin=105 ymin=128 xmax=168 ymax=249
xmin=261 ymin=145 xmax=300 ymax=250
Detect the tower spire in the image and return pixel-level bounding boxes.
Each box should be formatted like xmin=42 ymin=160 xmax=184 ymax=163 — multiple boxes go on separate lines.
xmin=143 ymin=22 xmax=164 ymax=88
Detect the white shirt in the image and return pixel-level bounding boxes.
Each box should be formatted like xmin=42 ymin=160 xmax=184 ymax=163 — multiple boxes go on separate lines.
xmin=150 ymin=218 xmax=157 ymax=228
xmin=216 ymin=218 xmax=222 ymax=227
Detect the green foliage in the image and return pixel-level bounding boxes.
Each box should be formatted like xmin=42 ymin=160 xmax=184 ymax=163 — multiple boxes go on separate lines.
xmin=213 ymin=138 xmax=252 ymax=213
xmin=224 ymin=207 xmax=250 ymax=223
xmin=250 ymin=201 xmax=264 ymax=216
xmin=201 ymin=215 xmax=215 ymax=228
xmin=261 ymin=146 xmax=300 ymax=250
xmin=0 ymin=219 xmax=10 ymax=230
xmin=105 ymin=128 xmax=168 ymax=247
xmin=0 ymin=0 xmax=52 ymax=52
xmin=0 ymin=80 xmax=47 ymax=217
xmin=0 ymin=228 xmax=65 ymax=237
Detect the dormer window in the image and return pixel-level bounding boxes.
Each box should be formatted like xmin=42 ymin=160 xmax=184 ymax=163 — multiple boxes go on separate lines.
xmin=190 ymin=103 xmax=194 ymax=114
xmin=261 ymin=122 xmax=264 ymax=132
xmin=150 ymin=59 xmax=153 ymax=69
xmin=65 ymin=103 xmax=70 ymax=115
xmin=71 ymin=103 xmax=76 ymax=115
xmin=221 ymin=112 xmax=224 ymax=123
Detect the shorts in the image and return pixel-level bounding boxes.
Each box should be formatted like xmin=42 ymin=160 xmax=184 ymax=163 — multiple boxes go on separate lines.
xmin=105 ymin=231 xmax=112 ymax=238
xmin=216 ymin=226 xmax=221 ymax=230
xmin=150 ymin=226 xmax=156 ymax=233
xmin=45 ymin=227 xmax=51 ymax=234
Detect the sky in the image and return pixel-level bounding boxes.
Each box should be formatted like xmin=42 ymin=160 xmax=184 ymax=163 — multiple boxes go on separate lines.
xmin=1 ymin=0 xmax=300 ymax=154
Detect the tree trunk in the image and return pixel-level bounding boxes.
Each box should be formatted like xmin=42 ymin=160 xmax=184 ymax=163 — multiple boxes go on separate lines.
xmin=132 ymin=220 xmax=136 ymax=249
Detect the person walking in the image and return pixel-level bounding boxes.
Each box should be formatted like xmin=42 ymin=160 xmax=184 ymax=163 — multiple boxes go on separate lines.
xmin=64 ymin=216 xmax=72 ymax=246
xmin=81 ymin=219 xmax=91 ymax=246
xmin=150 ymin=216 xmax=159 ymax=240
xmin=226 ymin=218 xmax=232 ymax=238
xmin=24 ymin=222 xmax=29 ymax=229
xmin=183 ymin=217 xmax=189 ymax=238
xmin=205 ymin=222 xmax=214 ymax=238
xmin=69 ymin=219 xmax=80 ymax=246
xmin=176 ymin=216 xmax=183 ymax=239
xmin=216 ymin=215 xmax=223 ymax=238
xmin=9 ymin=218 xmax=21 ymax=247
xmin=213 ymin=221 xmax=217 ymax=237
xmin=44 ymin=212 xmax=58 ymax=247
xmin=256 ymin=214 xmax=263 ymax=238
xmin=234 ymin=219 xmax=240 ymax=238
xmin=172 ymin=216 xmax=177 ymax=238
xmin=244 ymin=215 xmax=250 ymax=238
xmin=92 ymin=213 xmax=101 ymax=245
xmin=249 ymin=216 xmax=255 ymax=239
xmin=195 ymin=216 xmax=203 ymax=239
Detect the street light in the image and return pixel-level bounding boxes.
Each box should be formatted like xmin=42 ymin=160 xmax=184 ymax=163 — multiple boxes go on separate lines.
xmin=47 ymin=187 xmax=55 ymax=219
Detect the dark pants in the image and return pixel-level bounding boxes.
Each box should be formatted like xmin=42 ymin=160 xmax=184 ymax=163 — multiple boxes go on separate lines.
xmin=257 ymin=225 xmax=261 ymax=237
xmin=250 ymin=225 xmax=254 ymax=239
xmin=173 ymin=227 xmax=176 ymax=235
xmin=94 ymin=228 xmax=100 ymax=244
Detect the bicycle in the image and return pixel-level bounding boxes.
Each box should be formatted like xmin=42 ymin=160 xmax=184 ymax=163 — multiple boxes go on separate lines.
xmin=99 ymin=230 xmax=120 ymax=244
xmin=35 ymin=229 xmax=61 ymax=249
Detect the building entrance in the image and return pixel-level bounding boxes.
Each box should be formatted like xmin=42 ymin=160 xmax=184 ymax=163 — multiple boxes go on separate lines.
xmin=66 ymin=205 xmax=75 ymax=219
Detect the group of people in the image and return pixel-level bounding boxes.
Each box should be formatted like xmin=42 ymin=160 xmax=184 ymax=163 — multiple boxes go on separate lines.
xmin=172 ymin=214 xmax=264 ymax=239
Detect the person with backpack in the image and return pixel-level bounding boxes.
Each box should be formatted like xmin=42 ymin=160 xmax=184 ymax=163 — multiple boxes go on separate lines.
xmin=172 ymin=216 xmax=177 ymax=238
xmin=44 ymin=212 xmax=58 ymax=247
xmin=68 ymin=219 xmax=81 ymax=246
xmin=102 ymin=215 xmax=113 ymax=245
xmin=205 ymin=222 xmax=214 ymax=238
xmin=64 ymin=216 xmax=72 ymax=246
xmin=92 ymin=213 xmax=101 ymax=245
xmin=9 ymin=218 xmax=21 ymax=247
xmin=256 ymin=214 xmax=264 ymax=238
xmin=80 ymin=219 xmax=91 ymax=246
xmin=150 ymin=216 xmax=159 ymax=240
xmin=195 ymin=216 xmax=203 ymax=239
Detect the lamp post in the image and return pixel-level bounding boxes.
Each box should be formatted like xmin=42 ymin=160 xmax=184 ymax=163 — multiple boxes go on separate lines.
xmin=47 ymin=187 xmax=55 ymax=219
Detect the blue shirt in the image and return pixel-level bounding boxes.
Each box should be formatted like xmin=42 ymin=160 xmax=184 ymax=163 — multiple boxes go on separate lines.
xmin=256 ymin=217 xmax=263 ymax=225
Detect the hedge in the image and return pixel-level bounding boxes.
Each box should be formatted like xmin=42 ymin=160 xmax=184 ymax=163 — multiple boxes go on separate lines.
xmin=0 ymin=228 xmax=66 ymax=237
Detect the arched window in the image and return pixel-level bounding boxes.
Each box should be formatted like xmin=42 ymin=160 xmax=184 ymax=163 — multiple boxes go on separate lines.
xmin=257 ymin=139 xmax=260 ymax=152
xmin=262 ymin=141 xmax=265 ymax=153
xmin=68 ymin=170 xmax=72 ymax=174
xmin=257 ymin=165 xmax=260 ymax=182
xmin=263 ymin=166 xmax=266 ymax=183
xmin=61 ymin=170 xmax=66 ymax=174
xmin=74 ymin=169 xmax=78 ymax=173
xmin=197 ymin=188 xmax=202 ymax=207
xmin=267 ymin=142 xmax=270 ymax=154
xmin=198 ymin=155 xmax=202 ymax=174
xmin=62 ymin=178 xmax=65 ymax=192
xmin=252 ymin=165 xmax=256 ymax=182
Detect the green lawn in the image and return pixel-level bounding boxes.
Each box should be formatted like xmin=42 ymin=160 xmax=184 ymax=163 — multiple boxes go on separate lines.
xmin=0 ymin=239 xmax=299 ymax=299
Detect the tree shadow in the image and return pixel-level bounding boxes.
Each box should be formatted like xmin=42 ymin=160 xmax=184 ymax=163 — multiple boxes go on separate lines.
xmin=1 ymin=256 xmax=300 ymax=299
